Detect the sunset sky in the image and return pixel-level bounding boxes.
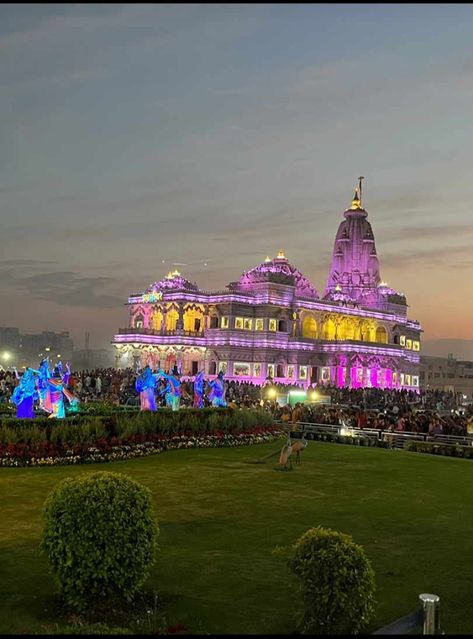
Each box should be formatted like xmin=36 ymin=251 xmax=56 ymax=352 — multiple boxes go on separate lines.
xmin=1 ymin=4 xmax=473 ymax=351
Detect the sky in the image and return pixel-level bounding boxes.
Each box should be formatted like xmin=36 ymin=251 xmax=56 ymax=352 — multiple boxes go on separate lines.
xmin=1 ymin=3 xmax=473 ymax=352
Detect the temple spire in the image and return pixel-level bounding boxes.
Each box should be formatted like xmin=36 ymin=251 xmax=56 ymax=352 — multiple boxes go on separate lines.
xmin=358 ymin=176 xmax=364 ymax=207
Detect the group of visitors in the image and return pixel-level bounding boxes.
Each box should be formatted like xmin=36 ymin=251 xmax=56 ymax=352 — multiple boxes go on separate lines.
xmin=1 ymin=366 xmax=472 ymax=434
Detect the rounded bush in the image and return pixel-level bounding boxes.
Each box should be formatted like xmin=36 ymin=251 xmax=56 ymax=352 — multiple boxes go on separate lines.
xmin=287 ymin=526 xmax=376 ymax=635
xmin=41 ymin=471 xmax=159 ymax=610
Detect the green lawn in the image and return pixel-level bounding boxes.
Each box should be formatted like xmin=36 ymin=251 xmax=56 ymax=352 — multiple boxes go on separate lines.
xmin=1 ymin=442 xmax=472 ymax=635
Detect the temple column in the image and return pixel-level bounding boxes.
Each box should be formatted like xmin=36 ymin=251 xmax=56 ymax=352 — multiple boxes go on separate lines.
xmin=370 ymin=365 xmax=378 ymax=388
xmin=176 ymin=304 xmax=184 ymax=331
xmin=161 ymin=309 xmax=168 ymax=335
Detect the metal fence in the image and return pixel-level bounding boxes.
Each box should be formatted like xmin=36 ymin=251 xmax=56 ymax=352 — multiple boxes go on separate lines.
xmin=286 ymin=420 xmax=473 ymax=448
xmin=373 ymin=593 xmax=442 ymax=635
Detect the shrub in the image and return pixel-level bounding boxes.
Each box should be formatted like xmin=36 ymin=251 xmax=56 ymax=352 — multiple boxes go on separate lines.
xmin=286 ymin=526 xmax=376 ymax=635
xmin=41 ymin=471 xmax=159 ymax=611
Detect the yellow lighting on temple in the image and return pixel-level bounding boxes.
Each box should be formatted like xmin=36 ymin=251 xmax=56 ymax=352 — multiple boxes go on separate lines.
xmin=172 ymin=269 xmax=180 ymax=276
xmin=277 ymin=249 xmax=286 ymax=258
xmin=335 ymin=284 xmax=342 ymax=291
xmin=264 ymin=256 xmax=271 ymax=263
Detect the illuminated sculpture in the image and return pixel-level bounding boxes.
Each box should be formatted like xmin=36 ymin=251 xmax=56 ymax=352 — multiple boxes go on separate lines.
xmin=11 ymin=367 xmax=39 ymax=419
xmin=193 ymin=370 xmax=205 ymax=408
xmin=208 ymin=371 xmax=227 ymax=407
xmin=47 ymin=362 xmax=77 ymax=419
xmin=135 ymin=365 xmax=159 ymax=411
xmin=37 ymin=357 xmax=53 ymax=414
xmin=158 ymin=368 xmax=181 ymax=411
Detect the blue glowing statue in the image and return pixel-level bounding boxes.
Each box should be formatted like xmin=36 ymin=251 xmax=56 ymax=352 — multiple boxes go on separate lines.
xmin=208 ymin=370 xmax=227 ymax=407
xmin=11 ymin=367 xmax=39 ymax=419
xmin=158 ymin=367 xmax=181 ymax=411
xmin=37 ymin=357 xmax=53 ymax=414
xmin=193 ymin=370 xmax=205 ymax=408
xmin=135 ymin=366 xmax=159 ymax=411
xmin=47 ymin=362 xmax=76 ymax=419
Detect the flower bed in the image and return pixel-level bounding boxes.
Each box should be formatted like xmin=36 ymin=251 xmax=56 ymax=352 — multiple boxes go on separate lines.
xmin=0 ymin=428 xmax=282 ymax=467
xmin=0 ymin=407 xmax=281 ymax=467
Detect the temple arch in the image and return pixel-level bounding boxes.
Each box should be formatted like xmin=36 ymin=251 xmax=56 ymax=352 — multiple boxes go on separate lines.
xmin=302 ymin=315 xmax=317 ymax=339
xmin=150 ymin=309 xmax=163 ymax=331
xmin=166 ymin=309 xmax=179 ymax=331
xmin=323 ymin=317 xmax=336 ymax=340
xmin=376 ymin=325 xmax=388 ymax=344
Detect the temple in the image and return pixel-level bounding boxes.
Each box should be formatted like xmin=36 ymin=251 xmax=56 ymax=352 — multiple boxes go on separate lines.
xmin=112 ymin=182 xmax=422 ymax=389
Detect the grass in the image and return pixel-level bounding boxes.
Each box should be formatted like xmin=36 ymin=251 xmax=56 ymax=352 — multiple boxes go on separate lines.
xmin=0 ymin=441 xmax=472 ymax=634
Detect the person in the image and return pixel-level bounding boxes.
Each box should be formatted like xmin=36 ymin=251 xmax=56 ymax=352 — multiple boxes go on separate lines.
xmin=208 ymin=370 xmax=227 ymax=407
xmin=135 ymin=366 xmax=159 ymax=411
xmin=11 ymin=367 xmax=39 ymax=418
xmin=158 ymin=367 xmax=182 ymax=411
xmin=193 ymin=370 xmax=205 ymax=408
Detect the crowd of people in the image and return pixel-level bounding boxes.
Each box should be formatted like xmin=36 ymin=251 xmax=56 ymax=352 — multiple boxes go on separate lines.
xmin=1 ymin=366 xmax=472 ymax=435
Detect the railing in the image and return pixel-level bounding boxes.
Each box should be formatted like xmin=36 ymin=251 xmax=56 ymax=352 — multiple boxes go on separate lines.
xmin=373 ymin=593 xmax=442 ymax=635
xmin=117 ymin=328 xmax=204 ymax=337
xmin=287 ymin=421 xmax=473 ymax=447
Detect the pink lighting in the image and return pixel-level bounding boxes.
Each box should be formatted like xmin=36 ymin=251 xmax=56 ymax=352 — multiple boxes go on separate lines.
xmin=113 ymin=181 xmax=422 ymax=390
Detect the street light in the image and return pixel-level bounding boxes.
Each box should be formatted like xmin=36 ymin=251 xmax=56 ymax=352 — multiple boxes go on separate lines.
xmin=2 ymin=352 xmax=11 ymax=362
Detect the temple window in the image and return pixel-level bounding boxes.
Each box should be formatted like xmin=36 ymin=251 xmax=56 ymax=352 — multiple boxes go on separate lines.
xmin=412 ymin=375 xmax=419 ymax=386
xmin=276 ymin=363 xmax=285 ymax=378
xmin=220 ymin=316 xmax=228 ymax=329
xmin=405 ymin=374 xmax=411 ymax=385
xmin=150 ymin=310 xmax=162 ymax=331
xmin=267 ymin=363 xmax=275 ymax=378
xmin=255 ymin=319 xmax=264 ymax=331
xmin=302 ymin=316 xmax=317 ymax=338
xmin=299 ymin=365 xmax=308 ymax=380
xmin=323 ymin=318 xmax=336 ymax=340
xmin=406 ymin=339 xmax=412 ymax=350
xmin=269 ymin=319 xmax=277 ymax=331
xmin=278 ymin=319 xmax=287 ymax=332
xmin=287 ymin=365 xmax=294 ymax=379
xmin=235 ymin=317 xmax=244 ymax=329
xmin=413 ymin=340 xmax=420 ymax=351
xmin=218 ymin=361 xmax=227 ymax=374
xmin=166 ymin=309 xmax=179 ymax=331
xmin=243 ymin=318 xmax=253 ymax=330
xmin=375 ymin=326 xmax=388 ymax=344
xmin=253 ymin=363 xmax=262 ymax=377
xmin=134 ymin=313 xmax=144 ymax=329
xmin=209 ymin=361 xmax=217 ymax=375
xmin=233 ymin=362 xmax=250 ymax=376
xmin=191 ymin=361 xmax=199 ymax=375
xmin=183 ymin=308 xmax=204 ymax=332
xmin=400 ymin=335 xmax=406 ymax=346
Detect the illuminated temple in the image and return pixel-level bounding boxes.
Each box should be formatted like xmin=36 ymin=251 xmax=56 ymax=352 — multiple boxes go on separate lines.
xmin=113 ymin=181 xmax=422 ymax=389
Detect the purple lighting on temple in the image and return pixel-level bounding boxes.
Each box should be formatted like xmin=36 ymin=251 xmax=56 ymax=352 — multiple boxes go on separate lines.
xmin=113 ymin=181 xmax=422 ymax=391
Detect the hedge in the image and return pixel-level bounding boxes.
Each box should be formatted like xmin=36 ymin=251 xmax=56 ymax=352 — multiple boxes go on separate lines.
xmin=404 ymin=440 xmax=473 ymax=459
xmin=290 ymin=431 xmax=390 ymax=449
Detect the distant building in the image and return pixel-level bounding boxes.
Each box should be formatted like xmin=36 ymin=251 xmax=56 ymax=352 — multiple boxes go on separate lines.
xmin=72 ymin=348 xmax=115 ymax=370
xmin=420 ymin=355 xmax=473 ymax=399
xmin=113 ymin=181 xmax=422 ymax=389
xmin=0 ymin=328 xmax=73 ymax=369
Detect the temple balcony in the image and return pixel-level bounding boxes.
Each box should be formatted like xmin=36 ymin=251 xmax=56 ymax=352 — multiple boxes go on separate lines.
xmin=116 ymin=327 xmax=204 ymax=337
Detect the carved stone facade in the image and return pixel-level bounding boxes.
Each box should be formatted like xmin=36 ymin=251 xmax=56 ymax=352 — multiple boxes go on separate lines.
xmin=112 ymin=185 xmax=422 ymax=389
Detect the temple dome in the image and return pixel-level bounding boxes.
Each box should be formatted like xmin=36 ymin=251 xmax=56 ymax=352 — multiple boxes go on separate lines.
xmin=232 ymin=250 xmax=319 ymax=298
xmin=145 ymin=269 xmax=200 ymax=293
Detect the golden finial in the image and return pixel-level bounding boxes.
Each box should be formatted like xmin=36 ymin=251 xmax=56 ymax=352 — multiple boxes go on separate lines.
xmin=165 ymin=271 xmax=173 ymax=279
xmin=172 ymin=269 xmax=180 ymax=277
xmin=264 ymin=255 xmax=271 ymax=263
xmin=335 ymin=284 xmax=342 ymax=292
xmin=277 ymin=249 xmax=286 ymax=259
xmin=350 ymin=176 xmax=364 ymax=209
